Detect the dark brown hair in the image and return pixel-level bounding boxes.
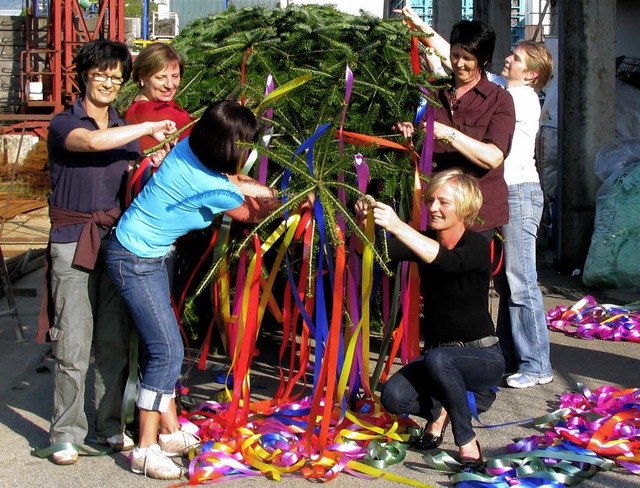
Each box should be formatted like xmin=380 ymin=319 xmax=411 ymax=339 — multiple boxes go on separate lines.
xmin=189 ymin=101 xmax=259 ymax=174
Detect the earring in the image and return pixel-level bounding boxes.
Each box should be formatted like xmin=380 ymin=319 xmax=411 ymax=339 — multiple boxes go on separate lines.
xmin=140 ymin=82 xmax=144 ymax=87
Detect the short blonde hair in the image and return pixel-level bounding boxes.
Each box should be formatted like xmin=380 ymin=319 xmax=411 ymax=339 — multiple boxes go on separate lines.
xmin=518 ymin=40 xmax=553 ymax=91
xmin=423 ymin=168 xmax=483 ymax=228
xmin=132 ymin=43 xmax=185 ymax=88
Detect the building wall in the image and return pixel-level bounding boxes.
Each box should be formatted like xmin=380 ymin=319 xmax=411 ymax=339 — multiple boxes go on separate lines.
xmin=0 ymin=16 xmax=24 ymax=115
xmin=617 ymin=0 xmax=640 ymax=58
xmin=170 ymin=0 xmax=280 ymax=29
xmin=280 ymin=0 xmax=385 ymax=17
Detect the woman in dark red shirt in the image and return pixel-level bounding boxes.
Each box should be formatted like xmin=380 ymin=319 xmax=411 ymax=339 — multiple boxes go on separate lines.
xmin=395 ymin=17 xmax=516 ymax=235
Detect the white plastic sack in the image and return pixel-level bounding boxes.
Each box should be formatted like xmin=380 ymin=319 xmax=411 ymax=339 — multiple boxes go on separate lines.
xmin=616 ymin=79 xmax=640 ymax=139
xmin=593 ymin=136 xmax=640 ymax=182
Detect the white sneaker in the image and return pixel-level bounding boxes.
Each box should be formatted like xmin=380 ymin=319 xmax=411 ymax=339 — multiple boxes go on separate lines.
xmin=506 ymin=372 xmax=554 ymax=389
xmin=98 ymin=432 xmax=135 ymax=451
xmin=158 ymin=429 xmax=201 ymax=457
xmin=131 ymin=444 xmax=183 ymax=480
xmin=52 ymin=448 xmax=78 ymax=465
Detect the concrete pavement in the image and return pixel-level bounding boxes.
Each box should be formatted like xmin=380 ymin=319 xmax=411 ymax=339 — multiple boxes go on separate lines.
xmin=0 ymin=257 xmax=639 ymax=487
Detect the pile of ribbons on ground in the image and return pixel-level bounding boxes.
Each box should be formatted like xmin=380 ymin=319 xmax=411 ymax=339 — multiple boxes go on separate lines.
xmin=423 ymin=384 xmax=640 ymax=487
xmin=546 ymin=295 xmax=640 ymax=342
xmin=173 ymin=382 xmax=640 ymax=487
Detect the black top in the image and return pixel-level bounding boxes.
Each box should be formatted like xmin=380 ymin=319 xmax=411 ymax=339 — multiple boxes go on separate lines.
xmin=386 ymin=228 xmax=494 ymax=346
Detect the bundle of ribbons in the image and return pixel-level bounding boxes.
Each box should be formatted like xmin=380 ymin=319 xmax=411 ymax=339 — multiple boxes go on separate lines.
xmin=546 ymin=295 xmax=640 ymax=342
xmin=155 ymin=61 xmax=434 ymax=486
xmin=440 ymin=384 xmax=640 ymax=487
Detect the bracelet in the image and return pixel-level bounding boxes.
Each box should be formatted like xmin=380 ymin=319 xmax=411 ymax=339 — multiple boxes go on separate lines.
xmin=439 ymin=129 xmax=457 ymax=145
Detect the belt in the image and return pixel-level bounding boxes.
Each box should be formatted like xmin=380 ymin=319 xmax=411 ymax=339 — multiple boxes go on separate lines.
xmin=436 ymin=336 xmax=499 ymax=349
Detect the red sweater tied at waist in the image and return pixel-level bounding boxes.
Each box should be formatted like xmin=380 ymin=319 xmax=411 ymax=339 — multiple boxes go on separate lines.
xmin=49 ymin=205 xmax=122 ymax=271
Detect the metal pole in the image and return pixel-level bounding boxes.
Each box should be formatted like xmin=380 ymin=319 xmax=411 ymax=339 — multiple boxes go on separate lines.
xmin=143 ymin=0 xmax=149 ymax=40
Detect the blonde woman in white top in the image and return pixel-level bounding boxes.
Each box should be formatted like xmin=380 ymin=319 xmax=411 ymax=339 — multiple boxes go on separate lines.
xmin=496 ymin=41 xmax=554 ymax=388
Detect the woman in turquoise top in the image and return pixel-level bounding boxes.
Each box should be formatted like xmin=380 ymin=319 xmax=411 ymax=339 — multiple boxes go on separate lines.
xmin=106 ymin=101 xmax=280 ymax=480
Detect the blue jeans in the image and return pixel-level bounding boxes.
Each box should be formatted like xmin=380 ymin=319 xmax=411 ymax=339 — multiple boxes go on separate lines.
xmin=106 ymin=234 xmax=183 ymax=413
xmin=380 ymin=344 xmax=504 ymax=446
xmin=496 ymin=183 xmax=552 ymax=378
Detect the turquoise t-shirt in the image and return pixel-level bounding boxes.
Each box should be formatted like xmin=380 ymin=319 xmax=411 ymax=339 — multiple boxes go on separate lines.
xmin=116 ymin=138 xmax=244 ymax=258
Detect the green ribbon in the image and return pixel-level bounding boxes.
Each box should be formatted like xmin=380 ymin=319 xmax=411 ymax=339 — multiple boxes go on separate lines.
xmin=364 ymin=440 xmax=407 ymax=469
xmin=421 ymin=445 xmax=616 ymax=486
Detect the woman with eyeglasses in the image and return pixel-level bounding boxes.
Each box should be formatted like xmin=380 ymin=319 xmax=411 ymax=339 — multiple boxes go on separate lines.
xmin=43 ymin=39 xmax=175 ymax=467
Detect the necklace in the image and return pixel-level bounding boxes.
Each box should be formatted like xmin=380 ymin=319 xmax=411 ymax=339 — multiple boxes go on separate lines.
xmin=448 ymin=87 xmax=459 ymax=111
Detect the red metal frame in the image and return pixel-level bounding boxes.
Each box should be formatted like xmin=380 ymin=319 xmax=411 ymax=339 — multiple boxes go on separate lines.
xmin=0 ymin=0 xmax=125 ymax=137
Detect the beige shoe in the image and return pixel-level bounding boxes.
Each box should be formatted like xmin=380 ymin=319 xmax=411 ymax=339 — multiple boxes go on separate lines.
xmin=97 ymin=432 xmax=135 ymax=451
xmin=158 ymin=430 xmax=201 ymax=457
xmin=130 ymin=444 xmax=183 ymax=480
xmin=52 ymin=448 xmax=78 ymax=465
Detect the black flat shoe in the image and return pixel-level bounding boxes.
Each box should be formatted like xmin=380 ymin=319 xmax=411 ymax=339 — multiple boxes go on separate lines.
xmin=412 ymin=417 xmax=450 ymax=450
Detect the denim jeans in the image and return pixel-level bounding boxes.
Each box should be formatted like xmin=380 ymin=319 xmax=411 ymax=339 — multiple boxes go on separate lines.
xmin=380 ymin=344 xmax=504 ymax=446
xmin=496 ymin=183 xmax=552 ymax=378
xmin=106 ymin=234 xmax=182 ymax=413
xmin=49 ymin=240 xmax=130 ymax=445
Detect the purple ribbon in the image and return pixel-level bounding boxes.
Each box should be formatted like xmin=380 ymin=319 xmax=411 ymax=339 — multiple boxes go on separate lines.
xmin=258 ymin=74 xmax=275 ymax=184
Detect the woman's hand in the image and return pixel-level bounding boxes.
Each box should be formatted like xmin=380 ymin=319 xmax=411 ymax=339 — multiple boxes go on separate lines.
xmin=354 ymin=196 xmax=373 ymax=224
xmin=433 ymin=121 xmax=454 ymax=141
xmin=394 ymin=5 xmax=451 ymax=68
xmin=298 ymin=191 xmax=316 ymax=213
xmin=148 ymin=143 xmax=171 ymax=168
xmin=372 ymin=201 xmax=403 ymax=233
xmin=392 ymin=121 xmax=415 ymax=138
xmin=394 ymin=5 xmax=431 ymax=33
xmin=149 ymin=120 xmax=177 ymax=142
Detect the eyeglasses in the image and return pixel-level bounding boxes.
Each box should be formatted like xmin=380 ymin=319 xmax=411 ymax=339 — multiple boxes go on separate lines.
xmin=89 ymin=72 xmax=124 ymax=85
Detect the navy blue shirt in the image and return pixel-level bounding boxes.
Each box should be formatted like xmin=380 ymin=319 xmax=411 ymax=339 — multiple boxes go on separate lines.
xmin=47 ymin=98 xmax=141 ymax=243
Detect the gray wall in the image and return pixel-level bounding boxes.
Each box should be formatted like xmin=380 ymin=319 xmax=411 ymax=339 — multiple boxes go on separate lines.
xmin=0 ymin=16 xmax=25 ymax=114
xmin=172 ymin=0 xmax=279 ymax=31
xmin=617 ymin=0 xmax=640 ymax=58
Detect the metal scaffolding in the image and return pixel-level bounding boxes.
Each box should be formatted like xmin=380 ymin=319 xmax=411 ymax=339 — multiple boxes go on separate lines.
xmin=0 ymin=0 xmax=125 ymax=137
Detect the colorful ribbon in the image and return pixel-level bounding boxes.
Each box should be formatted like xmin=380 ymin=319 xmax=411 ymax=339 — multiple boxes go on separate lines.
xmin=547 ymin=296 xmax=640 ymax=342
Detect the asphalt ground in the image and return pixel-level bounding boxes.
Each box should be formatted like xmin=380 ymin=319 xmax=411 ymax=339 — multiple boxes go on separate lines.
xmin=0 ymin=257 xmax=639 ymax=488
